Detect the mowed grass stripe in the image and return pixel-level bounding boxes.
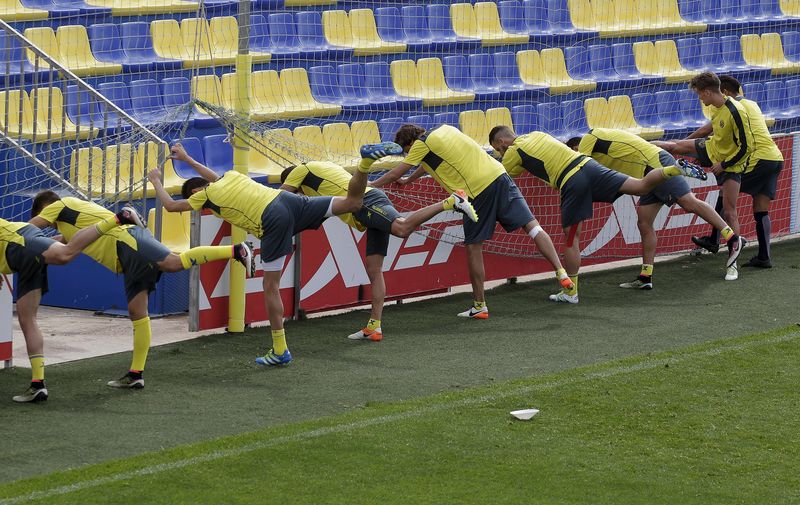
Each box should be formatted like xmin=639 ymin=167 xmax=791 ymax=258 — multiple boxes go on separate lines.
xmin=3 ymin=325 xmax=799 ymax=505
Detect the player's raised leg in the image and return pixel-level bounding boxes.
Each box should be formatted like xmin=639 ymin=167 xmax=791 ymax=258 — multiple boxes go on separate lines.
xmin=155 ymin=242 xmax=255 ymax=277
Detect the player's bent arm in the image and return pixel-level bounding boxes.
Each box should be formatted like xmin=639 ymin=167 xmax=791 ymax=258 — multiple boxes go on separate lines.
xmin=371 ymin=162 xmax=415 ymax=188
xmin=187 ymin=158 xmax=219 ymax=183
xmin=161 ymin=198 xmax=193 ymax=213
xmin=279 ymin=184 xmax=298 ymax=193
xmin=687 ymin=122 xmax=713 ymax=139
xmin=28 ymin=216 xmax=52 ymax=229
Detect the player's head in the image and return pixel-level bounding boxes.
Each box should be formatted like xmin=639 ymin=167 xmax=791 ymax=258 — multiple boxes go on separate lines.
xmin=394 ymin=124 xmax=426 ymax=154
xmin=488 ymin=125 xmax=516 ymax=157
xmin=565 ymin=137 xmax=583 ymax=152
xmin=280 ymin=165 xmax=297 ymax=183
xmin=31 ymin=190 xmax=61 ymax=219
xmin=719 ymin=75 xmax=742 ymax=98
xmin=689 ymin=72 xmax=722 ymax=106
xmin=181 ymin=177 xmax=210 ymax=199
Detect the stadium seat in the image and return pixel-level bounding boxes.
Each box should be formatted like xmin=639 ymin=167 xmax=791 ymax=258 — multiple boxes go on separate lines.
xmin=654 ymin=90 xmax=684 ymax=126
xmin=0 ymin=0 xmax=48 ymax=21
xmin=548 ymin=0 xmax=588 ymax=34
xmin=781 ymin=31 xmax=800 ymax=61
xmin=390 ymin=58 xmax=475 ymax=106
xmin=210 ymin=16 xmax=271 ymax=63
xmin=432 ymin=112 xmax=459 ymax=129
xmin=362 ymin=62 xmax=424 ymax=110
xmin=70 ymin=143 xmax=141 ymax=199
xmin=147 ymin=208 xmax=190 ymax=253
xmin=743 ymin=81 xmax=768 ymax=106
xmin=459 ymin=109 xmax=490 ymax=146
xmin=784 ymin=78 xmax=800 ymax=112
xmin=406 ymin=114 xmax=434 ymax=132
xmin=64 ymin=84 xmax=99 ymax=129
xmin=631 ymin=93 xmax=662 ymax=129
xmin=292 ymin=125 xmax=329 ymax=160
xmin=574 ymin=0 xmax=705 ymax=36
xmin=350 ymin=120 xmax=380 ymax=148
xmin=442 ymin=55 xmax=501 ymax=99
xmin=118 ymin=22 xmax=182 ymax=71
xmin=95 ymin=81 xmax=135 ymax=127
xmin=295 ymin=11 xmax=354 ymax=59
xmin=676 ymin=88 xmax=707 ymax=128
xmin=23 ymin=26 xmax=119 ymax=77
xmin=130 ymin=79 xmax=172 ymax=125
xmin=426 ymin=4 xmax=483 ymax=48
xmin=561 ymin=99 xmax=589 ymax=138
xmin=321 ymin=122 xmax=357 ymax=168
xmin=253 ymin=13 xmax=318 ymax=59
xmin=782 ymin=0 xmax=800 ymax=15
xmin=83 ymin=0 xmax=197 ymax=16
xmin=378 ymin=116 xmax=404 ymax=142
xmin=308 ymin=65 xmax=370 ymax=109
xmin=161 ymin=76 xmax=214 ymax=128
xmin=762 ymin=80 xmax=792 ymax=118
xmin=245 ymin=129 xmax=290 ymax=180
xmin=719 ymin=34 xmax=752 ymax=70
xmin=29 ymin=87 xmax=98 ymax=140
xmin=537 ymin=102 xmax=566 ymax=138
xmin=470 ymin=53 xmax=525 ymax=99
xmin=517 ymin=48 xmax=596 ymax=94
xmin=250 ymin=70 xmax=282 ymax=120
xmin=89 ymin=23 xmax=180 ymax=73
xmin=675 ymin=37 xmax=703 ymax=70
xmin=492 ymin=51 xmax=549 ymax=97
xmin=152 ymin=18 xmax=240 ymax=68
xmin=699 ymin=36 xmax=744 ymax=72
xmin=281 ymin=67 xmax=342 ymax=118
xmin=374 ymin=6 xmax=432 ymax=52
xmin=633 ymin=40 xmax=694 ymax=82
xmin=322 ymin=9 xmax=406 ymax=56
xmin=15 ymin=0 xmax=78 ymax=18
xmin=485 ymin=107 xmax=514 ymax=134
xmin=451 ymin=2 xmax=529 ymax=46
xmin=0 ymin=89 xmax=83 ymax=141
xmin=202 ymin=134 xmax=233 ymax=175
xmin=170 ymin=136 xmax=206 ymax=179
xmin=511 ymin=105 xmax=539 ymax=134
xmin=742 ymin=32 xmax=800 ymax=74
xmin=191 ymin=74 xmax=225 ymax=121
xmin=0 ymin=30 xmax=50 ymax=83
xmin=585 ymin=95 xmax=664 ymax=138
xmin=497 ymin=0 xmax=531 ymax=34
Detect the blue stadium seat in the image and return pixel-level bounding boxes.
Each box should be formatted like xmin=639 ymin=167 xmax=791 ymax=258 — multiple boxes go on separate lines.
xmin=677 ymin=88 xmax=707 ymax=127
xmin=612 ymin=43 xmax=661 ymax=81
xmin=249 ymin=14 xmax=272 ymax=53
xmin=170 ymin=137 xmax=206 ymax=179
xmin=743 ymin=82 xmax=767 ymax=106
xmin=719 ymin=35 xmax=751 ymax=70
xmin=443 ymin=55 xmax=501 ymax=99
xmin=547 ymin=0 xmax=588 ymax=35
xmin=511 ymin=105 xmax=538 ymax=134
xmin=561 ymin=99 xmax=589 ymax=138
xmin=537 ymin=102 xmax=565 ymax=138
xmin=400 ymin=5 xmax=458 ymax=52
xmin=432 ymin=112 xmax=459 ymax=129
xmin=763 ymin=80 xmax=792 ymax=118
xmin=50 ymin=0 xmax=109 ymax=15
xmin=261 ymin=13 xmax=326 ymax=59
xmin=378 ymin=117 xmax=404 ymax=142
xmin=522 ymin=0 xmax=550 ymax=33
xmin=498 ymin=1 xmax=528 ymax=33
xmin=119 ymin=22 xmax=183 ymax=71
xmin=631 ymin=93 xmax=662 ymax=129
xmin=782 ymin=31 xmax=800 ymax=62
xmin=309 ymin=65 xmax=371 ymax=110
xmin=295 ymin=11 xmax=353 ymax=59
xmin=426 ymin=4 xmax=481 ymax=49
xmin=18 ymin=0 xmax=79 ymax=17
xmin=721 ymin=0 xmax=751 ymax=24
xmin=677 ymin=0 xmax=704 ymax=22
xmin=130 ymin=78 xmax=189 ymax=127
xmin=564 ymin=46 xmax=592 ymax=79
xmin=363 ymin=61 xmax=423 ymax=110
xmin=202 ymin=134 xmax=233 ymax=175
xmin=676 ymin=37 xmax=703 ymax=70
xmin=492 ymin=51 xmax=547 ymax=97
xmin=0 ymin=30 xmax=49 ymax=84
xmin=161 ymin=77 xmax=216 ymax=128
xmin=95 ymin=81 xmax=135 ymax=129
xmin=406 ymin=114 xmax=433 ymax=131
xmin=65 ymin=85 xmax=101 ymax=129
xmin=784 ymin=79 xmax=800 ymax=112
xmin=375 ymin=6 xmax=433 ymax=51
xmin=653 ymin=90 xmax=689 ymax=136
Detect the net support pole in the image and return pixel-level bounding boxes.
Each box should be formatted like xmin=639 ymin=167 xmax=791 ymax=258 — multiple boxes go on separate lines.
xmin=228 ymin=0 xmax=252 ymax=333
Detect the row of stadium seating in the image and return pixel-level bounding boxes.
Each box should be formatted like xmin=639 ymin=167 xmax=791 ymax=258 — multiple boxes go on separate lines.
xmin=4 ymin=74 xmax=799 ymax=142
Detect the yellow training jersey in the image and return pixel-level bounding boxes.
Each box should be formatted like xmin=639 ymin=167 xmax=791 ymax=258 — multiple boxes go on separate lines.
xmin=502 ymin=131 xmax=590 ymax=190
xmin=735 ymin=97 xmax=783 ymax=173
xmin=0 ymin=219 xmax=29 ymax=274
xmin=37 ymin=197 xmax=135 ymax=273
xmin=402 ymin=124 xmax=504 ymax=198
xmin=283 ymin=161 xmax=371 ymax=231
xmin=706 ymin=97 xmax=754 ymax=173
xmin=187 ymin=171 xmax=280 ymax=238
xmin=577 ymin=128 xmax=667 ymax=178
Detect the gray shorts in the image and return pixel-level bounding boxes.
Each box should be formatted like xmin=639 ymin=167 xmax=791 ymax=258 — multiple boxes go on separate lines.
xmin=5 ymin=225 xmax=54 ymax=299
xmin=117 ymin=227 xmax=171 ymax=302
xmin=560 ymin=159 xmax=629 ymax=228
xmin=353 ymin=189 xmax=401 ymax=257
xmin=260 ymin=191 xmax=332 ymax=263
xmin=741 ymin=159 xmax=782 ymax=199
xmin=463 ymin=173 xmax=533 ymax=245
xmin=694 ymin=138 xmax=713 ymax=167
xmin=639 ymin=173 xmax=691 ymax=206
xmin=717 ymin=172 xmax=742 ymax=185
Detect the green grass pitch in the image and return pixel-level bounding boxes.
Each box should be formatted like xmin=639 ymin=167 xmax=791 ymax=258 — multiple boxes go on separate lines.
xmin=0 ymin=241 xmax=799 ymax=504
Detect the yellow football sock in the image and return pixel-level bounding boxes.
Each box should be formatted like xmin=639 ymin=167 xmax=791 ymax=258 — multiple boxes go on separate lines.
xmin=442 ymin=195 xmax=456 ymax=211
xmin=94 ymin=215 xmax=119 ymax=235
xmin=662 ymin=166 xmax=681 ymax=178
xmin=130 ymin=317 xmax=151 ymax=371
xmin=366 ymin=318 xmax=381 ymax=331
xmin=358 ymin=158 xmax=376 ymax=174
xmin=720 ymin=226 xmax=734 ymax=241
xmin=566 ymin=275 xmax=579 ymax=296
xmin=179 ymin=245 xmax=234 ymax=270
xmin=272 ymin=328 xmax=287 ymax=355
xmin=29 ymin=354 xmax=44 ymax=381
xmin=641 ymin=264 xmax=654 ymax=277
xmin=473 ymin=300 xmax=486 ymax=310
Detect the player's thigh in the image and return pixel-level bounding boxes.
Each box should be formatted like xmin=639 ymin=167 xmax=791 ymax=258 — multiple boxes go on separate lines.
xmin=720 ymin=174 xmax=742 ymax=204
xmin=559 ymin=171 xmax=593 ymax=228
xmin=5 ymin=242 xmax=49 ymax=300
xmin=495 ymin=175 xmax=534 ymax=233
xmin=463 ymin=180 xmax=502 ymax=245
xmin=365 ymin=227 xmax=391 ymax=258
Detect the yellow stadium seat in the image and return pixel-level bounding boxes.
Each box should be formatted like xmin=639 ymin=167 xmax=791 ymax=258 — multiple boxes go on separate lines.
xmin=656 ymin=0 xmax=706 ymax=33
xmin=54 ymin=25 xmax=122 ymax=76
xmin=151 ymin=19 xmax=212 ymax=68
xmin=146 ymin=208 xmax=190 ymax=253
xmin=250 ymin=70 xmax=283 ymax=121
xmin=459 ymin=110 xmax=489 ymax=146
xmin=191 ymin=74 xmax=224 ymax=117
xmin=781 ymin=0 xmax=800 ymax=15
xmin=350 ymin=120 xmax=381 ymax=148
xmin=451 ymin=2 xmax=528 ymax=47
xmin=485 ymin=107 xmax=514 ymax=133
xmin=0 ymin=90 xmax=35 ymax=139
xmin=70 ymin=146 xmax=105 ymax=197
xmin=285 ymin=0 xmax=335 ymax=5
xmin=575 ymin=0 xmax=703 ymax=36
xmin=391 ymin=59 xmax=475 ymax=107
xmin=517 ymin=49 xmax=596 ymax=94
xmin=280 ymin=67 xmax=342 ymax=118
xmin=210 ymin=16 xmax=271 ymax=64
xmin=220 ymin=72 xmax=243 ymax=111
xmin=567 ymin=0 xmax=594 ymax=30
xmin=584 ymin=97 xmax=607 ymax=129
xmin=322 ymin=9 xmax=405 ymax=56
xmin=22 ymin=28 xmax=58 ymax=72
xmin=29 ymin=87 xmax=98 ymax=141
xmin=607 ymin=95 xmax=663 ymax=139
xmin=71 ymin=144 xmax=139 ymax=198
xmin=322 ymin=122 xmax=359 ymax=168
xmin=0 ymin=0 xmax=47 ymax=21
xmin=740 ymin=34 xmax=770 ymax=68
xmin=85 ymin=0 xmax=198 ymax=16
xmin=181 ymin=17 xmax=234 ymax=67
xmin=761 ymin=32 xmax=800 ymax=74
xmin=292 ymin=125 xmax=329 ymax=161
xmin=633 ymin=40 xmax=694 ymax=83
xmin=247 ymin=131 xmax=289 ymax=183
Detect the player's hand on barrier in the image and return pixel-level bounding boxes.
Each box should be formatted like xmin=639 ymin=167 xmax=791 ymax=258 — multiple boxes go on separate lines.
xmin=397 ymin=177 xmax=411 ymax=186
xmin=148 ymin=168 xmax=163 ymax=185
xmin=169 ymin=144 xmax=190 ymax=162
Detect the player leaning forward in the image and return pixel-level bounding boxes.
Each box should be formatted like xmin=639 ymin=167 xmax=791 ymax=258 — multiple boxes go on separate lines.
xmin=370 ymin=124 xmax=574 ymax=319
xmin=280 ymin=160 xmax=477 ymax=342
xmin=150 ymin=142 xmax=401 ymax=365
xmin=489 ymin=127 xmax=709 ymax=303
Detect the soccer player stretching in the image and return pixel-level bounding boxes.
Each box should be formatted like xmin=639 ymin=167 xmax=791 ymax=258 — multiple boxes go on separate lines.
xmin=686 ymin=75 xmax=783 ymax=269
xmin=5 ymin=207 xmax=141 ymax=402
xmin=30 ymin=192 xmax=254 ymax=389
xmin=653 ymin=72 xmax=752 ymax=280
xmin=150 ymin=142 xmax=399 ymax=364
xmin=280 ymin=161 xmax=477 ymax=341
xmin=489 ymin=127 xmax=707 ymax=303
xmin=370 ymin=124 xmax=573 ymax=319
xmin=567 ymin=128 xmax=742 ymax=287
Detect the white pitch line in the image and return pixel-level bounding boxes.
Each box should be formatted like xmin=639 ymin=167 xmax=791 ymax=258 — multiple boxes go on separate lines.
xmin=2 ymin=330 xmax=798 ymax=505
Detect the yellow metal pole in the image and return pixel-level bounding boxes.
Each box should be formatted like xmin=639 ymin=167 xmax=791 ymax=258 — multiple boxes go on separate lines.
xmin=228 ymin=0 xmax=252 ymax=333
